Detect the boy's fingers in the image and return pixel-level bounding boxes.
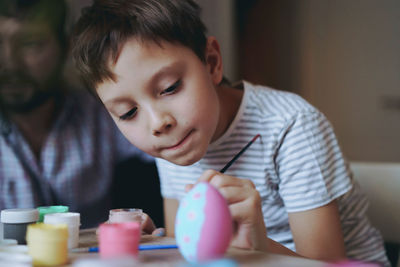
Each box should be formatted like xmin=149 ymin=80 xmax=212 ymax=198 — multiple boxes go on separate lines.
xmin=197 ymin=169 xmax=241 ymax=186
xmin=197 ymin=169 xmax=219 ymax=183
xmin=229 ymin=199 xmax=260 ymax=223
xmin=151 ymin=227 xmax=166 ymax=237
xmin=201 ymin=172 xmax=255 ymax=190
xmin=141 ymin=213 xmax=156 ymax=234
xmin=185 ymin=183 xmax=194 ymax=192
xmin=208 ymin=174 xmax=250 ymax=189
xmin=218 ymin=186 xmax=249 ymax=204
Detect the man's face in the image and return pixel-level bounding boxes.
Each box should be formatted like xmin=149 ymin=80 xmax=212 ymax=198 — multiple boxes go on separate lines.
xmin=97 ymin=39 xmax=223 ymax=166
xmin=0 ymin=16 xmax=63 ymax=113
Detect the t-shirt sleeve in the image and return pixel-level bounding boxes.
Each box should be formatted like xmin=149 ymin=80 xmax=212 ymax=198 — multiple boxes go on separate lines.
xmin=275 ymin=111 xmax=352 ymax=212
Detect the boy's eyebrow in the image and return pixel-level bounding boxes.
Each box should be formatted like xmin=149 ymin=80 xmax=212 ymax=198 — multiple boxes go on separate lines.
xmin=147 ymin=61 xmax=183 ymax=86
xmin=104 ymin=95 xmax=133 ymax=107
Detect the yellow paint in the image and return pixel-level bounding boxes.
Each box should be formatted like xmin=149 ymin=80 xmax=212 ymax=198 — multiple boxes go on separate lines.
xmin=27 ymin=223 xmax=68 ymax=266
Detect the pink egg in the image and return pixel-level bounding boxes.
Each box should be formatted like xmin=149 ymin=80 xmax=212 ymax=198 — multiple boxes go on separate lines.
xmin=175 ymin=182 xmax=233 ymax=263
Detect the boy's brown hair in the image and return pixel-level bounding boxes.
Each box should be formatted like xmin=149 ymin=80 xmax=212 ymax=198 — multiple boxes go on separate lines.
xmin=72 ymin=0 xmax=207 ymax=91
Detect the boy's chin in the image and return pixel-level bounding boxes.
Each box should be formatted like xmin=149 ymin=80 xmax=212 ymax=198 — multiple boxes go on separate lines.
xmin=164 ymin=154 xmax=201 ymax=167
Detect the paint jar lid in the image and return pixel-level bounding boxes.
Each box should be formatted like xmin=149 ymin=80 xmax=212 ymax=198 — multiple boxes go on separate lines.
xmin=0 ymin=209 xmax=39 ymax=223
xmin=44 ymin=212 xmax=80 ymax=226
xmin=37 ymin=206 xmax=69 ymax=222
xmin=26 ymin=223 xmax=68 ymax=241
xmin=0 ymin=239 xmax=18 ymax=246
xmin=109 ymin=208 xmax=142 ymax=215
xmin=108 ymin=208 xmax=143 ymax=224
xmin=0 ymin=247 xmax=32 ymax=265
xmin=0 ymin=244 xmax=28 ymax=253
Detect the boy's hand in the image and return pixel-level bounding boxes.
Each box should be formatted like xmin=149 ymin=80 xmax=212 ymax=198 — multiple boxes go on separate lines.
xmin=185 ymin=169 xmax=268 ymax=251
xmin=141 ymin=213 xmax=166 ymax=236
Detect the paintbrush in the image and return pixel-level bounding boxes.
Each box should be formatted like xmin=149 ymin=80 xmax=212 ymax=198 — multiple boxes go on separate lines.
xmin=219 ymin=134 xmax=260 ymax=173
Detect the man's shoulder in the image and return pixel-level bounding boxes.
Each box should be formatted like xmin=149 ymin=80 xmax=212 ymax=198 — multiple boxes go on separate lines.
xmin=63 ymin=89 xmax=109 ymax=120
xmin=66 ymin=89 xmax=101 ymax=108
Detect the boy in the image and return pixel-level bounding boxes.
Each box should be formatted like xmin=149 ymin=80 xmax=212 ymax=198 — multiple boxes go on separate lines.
xmin=72 ymin=0 xmax=388 ymax=265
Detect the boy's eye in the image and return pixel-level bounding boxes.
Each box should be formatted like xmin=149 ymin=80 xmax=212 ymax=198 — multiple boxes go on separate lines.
xmin=161 ymin=80 xmax=181 ymax=95
xmin=119 ymin=107 xmax=137 ymax=121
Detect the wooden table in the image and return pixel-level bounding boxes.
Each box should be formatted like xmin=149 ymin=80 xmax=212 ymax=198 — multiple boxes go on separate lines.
xmin=65 ymin=229 xmax=327 ymax=267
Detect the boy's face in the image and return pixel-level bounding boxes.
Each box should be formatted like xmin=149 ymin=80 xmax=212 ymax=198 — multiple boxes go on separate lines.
xmin=0 ymin=16 xmax=63 ymax=113
xmin=97 ymin=38 xmax=224 ymax=166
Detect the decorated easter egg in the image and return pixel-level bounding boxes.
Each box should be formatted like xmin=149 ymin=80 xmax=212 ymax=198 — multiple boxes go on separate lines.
xmin=175 ymin=182 xmax=233 ymax=263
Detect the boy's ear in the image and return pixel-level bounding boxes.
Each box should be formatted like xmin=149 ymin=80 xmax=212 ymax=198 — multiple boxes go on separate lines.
xmin=205 ymin=36 xmax=223 ymax=85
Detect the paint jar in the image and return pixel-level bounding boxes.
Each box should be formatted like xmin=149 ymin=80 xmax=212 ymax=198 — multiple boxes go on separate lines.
xmin=72 ymin=256 xmax=137 ymax=267
xmin=98 ymin=222 xmax=141 ymax=259
xmin=0 ymin=239 xmax=17 ymax=246
xmin=109 ymin=208 xmax=143 ymax=224
xmin=0 ymin=208 xmax=39 ymax=244
xmin=37 ymin=205 xmax=69 ymax=222
xmin=26 ymin=223 xmax=68 ymax=266
xmin=44 ymin=212 xmax=80 ymax=248
xmin=0 ymin=244 xmax=33 ymax=266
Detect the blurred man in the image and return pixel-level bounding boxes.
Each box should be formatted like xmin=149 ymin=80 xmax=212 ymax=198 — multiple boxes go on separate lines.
xmin=0 ymin=0 xmax=162 ymax=228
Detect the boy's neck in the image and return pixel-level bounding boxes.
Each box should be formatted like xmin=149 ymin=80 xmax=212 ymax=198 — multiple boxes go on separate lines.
xmin=214 ymin=84 xmax=244 ymax=140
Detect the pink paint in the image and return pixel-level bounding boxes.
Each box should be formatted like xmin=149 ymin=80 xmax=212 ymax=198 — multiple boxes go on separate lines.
xmin=188 ymin=211 xmax=196 ymax=220
xmin=184 ymin=235 xmax=191 ymax=243
xmin=197 ymin=184 xmax=232 ymax=261
xmin=98 ymin=222 xmax=140 ymax=259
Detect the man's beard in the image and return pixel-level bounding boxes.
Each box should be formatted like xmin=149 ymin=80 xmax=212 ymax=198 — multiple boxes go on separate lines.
xmin=0 ymin=71 xmax=59 ymax=114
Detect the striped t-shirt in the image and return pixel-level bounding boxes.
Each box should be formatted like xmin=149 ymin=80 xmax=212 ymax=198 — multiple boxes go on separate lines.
xmin=156 ymin=81 xmax=389 ymax=266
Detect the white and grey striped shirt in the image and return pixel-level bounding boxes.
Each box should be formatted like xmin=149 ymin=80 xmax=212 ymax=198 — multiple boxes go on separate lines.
xmin=156 ymin=81 xmax=389 ymax=266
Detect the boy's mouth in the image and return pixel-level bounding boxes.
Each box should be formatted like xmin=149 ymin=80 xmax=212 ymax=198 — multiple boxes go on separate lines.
xmin=165 ymin=129 xmax=194 ymax=150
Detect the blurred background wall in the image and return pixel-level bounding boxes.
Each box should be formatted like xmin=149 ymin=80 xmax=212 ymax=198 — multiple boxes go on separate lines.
xmin=200 ymin=0 xmax=400 ymax=162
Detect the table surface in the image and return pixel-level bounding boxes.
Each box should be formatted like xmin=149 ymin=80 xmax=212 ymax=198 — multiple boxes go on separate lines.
xmin=65 ymin=229 xmax=327 ymax=267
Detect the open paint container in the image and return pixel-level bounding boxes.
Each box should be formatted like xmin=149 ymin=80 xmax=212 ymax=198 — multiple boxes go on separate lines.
xmin=1 ymin=208 xmax=39 ymax=244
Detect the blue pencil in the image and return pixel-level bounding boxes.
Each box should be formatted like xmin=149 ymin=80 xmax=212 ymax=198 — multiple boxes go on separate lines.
xmin=70 ymin=244 xmax=178 ymax=253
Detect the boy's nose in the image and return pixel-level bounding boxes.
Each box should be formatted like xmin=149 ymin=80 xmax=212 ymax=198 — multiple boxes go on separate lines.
xmin=150 ymin=111 xmax=176 ymax=136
